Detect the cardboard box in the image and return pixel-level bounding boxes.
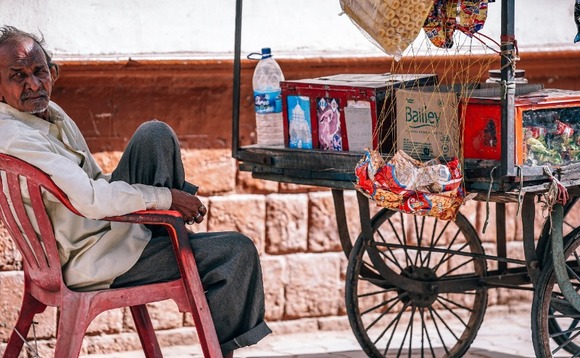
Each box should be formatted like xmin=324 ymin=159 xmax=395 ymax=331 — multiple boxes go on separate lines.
xmin=461 ymin=87 xmax=580 ymax=166
xmin=396 ymin=85 xmax=469 ymax=160
xmin=281 ymin=73 xmax=437 ymax=152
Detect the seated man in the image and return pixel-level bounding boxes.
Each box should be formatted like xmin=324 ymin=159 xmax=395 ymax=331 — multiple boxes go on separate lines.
xmin=0 ymin=26 xmax=271 ymax=357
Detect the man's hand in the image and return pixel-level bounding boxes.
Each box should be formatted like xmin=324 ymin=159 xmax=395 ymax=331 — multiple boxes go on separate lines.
xmin=169 ymin=189 xmax=207 ymax=224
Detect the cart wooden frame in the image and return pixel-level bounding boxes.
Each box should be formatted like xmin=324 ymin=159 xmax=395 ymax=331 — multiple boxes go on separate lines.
xmin=232 ymin=1 xmax=580 ymax=356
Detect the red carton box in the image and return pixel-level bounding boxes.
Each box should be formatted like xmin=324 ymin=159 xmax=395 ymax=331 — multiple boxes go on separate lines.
xmin=281 ymin=73 xmax=437 ymax=152
xmin=462 ymin=87 xmax=580 ymax=166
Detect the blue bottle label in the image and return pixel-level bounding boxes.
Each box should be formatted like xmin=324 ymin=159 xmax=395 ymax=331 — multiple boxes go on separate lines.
xmin=254 ymin=90 xmax=282 ymax=114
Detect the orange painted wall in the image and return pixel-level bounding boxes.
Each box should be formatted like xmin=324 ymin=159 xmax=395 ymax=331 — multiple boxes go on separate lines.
xmin=50 ymin=51 xmax=580 ymax=153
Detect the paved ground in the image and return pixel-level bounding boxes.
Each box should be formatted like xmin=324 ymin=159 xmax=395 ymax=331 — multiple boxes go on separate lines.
xmin=85 ymin=305 xmax=557 ymax=358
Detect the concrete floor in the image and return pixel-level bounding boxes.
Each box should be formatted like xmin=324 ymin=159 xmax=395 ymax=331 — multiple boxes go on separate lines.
xmin=84 ymin=305 xmax=558 ymax=358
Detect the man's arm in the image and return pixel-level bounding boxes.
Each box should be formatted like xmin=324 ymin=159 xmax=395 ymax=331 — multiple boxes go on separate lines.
xmin=6 ymin=131 xmax=172 ymax=219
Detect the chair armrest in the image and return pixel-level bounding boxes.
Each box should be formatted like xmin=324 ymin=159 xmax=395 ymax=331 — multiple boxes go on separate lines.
xmin=104 ymin=210 xmax=193 ymax=267
xmin=104 ymin=210 xmax=185 ymax=226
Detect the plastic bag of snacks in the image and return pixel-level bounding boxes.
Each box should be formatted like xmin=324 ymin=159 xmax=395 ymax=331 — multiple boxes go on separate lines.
xmin=339 ymin=0 xmax=433 ymax=58
xmin=355 ymin=149 xmax=469 ymax=220
xmin=459 ymin=0 xmax=489 ymax=34
xmin=524 ymin=119 xmax=579 ymax=166
xmin=423 ymin=0 xmax=489 ymax=48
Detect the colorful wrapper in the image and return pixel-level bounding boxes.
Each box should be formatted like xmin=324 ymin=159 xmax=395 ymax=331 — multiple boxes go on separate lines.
xmin=423 ymin=0 xmax=489 ymax=48
xmin=355 ymin=149 xmax=467 ymax=221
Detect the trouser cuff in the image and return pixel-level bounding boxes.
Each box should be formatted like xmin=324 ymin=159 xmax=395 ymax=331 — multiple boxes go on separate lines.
xmin=220 ymin=321 xmax=272 ymax=355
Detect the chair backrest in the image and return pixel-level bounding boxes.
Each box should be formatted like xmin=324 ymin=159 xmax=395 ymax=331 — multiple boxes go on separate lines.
xmin=0 ymin=154 xmax=82 ymax=293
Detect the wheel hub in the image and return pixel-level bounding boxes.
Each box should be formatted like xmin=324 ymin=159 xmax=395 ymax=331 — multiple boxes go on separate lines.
xmin=399 ymin=266 xmax=438 ymax=307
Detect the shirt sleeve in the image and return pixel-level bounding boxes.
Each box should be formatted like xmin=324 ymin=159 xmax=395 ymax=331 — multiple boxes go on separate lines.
xmin=5 ymin=129 xmax=173 ymax=220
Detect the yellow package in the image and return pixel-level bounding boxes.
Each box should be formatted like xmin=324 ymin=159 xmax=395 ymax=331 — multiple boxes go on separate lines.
xmin=340 ymin=0 xmax=433 ymax=58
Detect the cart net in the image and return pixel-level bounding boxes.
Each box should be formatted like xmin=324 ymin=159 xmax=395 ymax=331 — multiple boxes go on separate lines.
xmin=340 ymin=0 xmax=504 ymax=220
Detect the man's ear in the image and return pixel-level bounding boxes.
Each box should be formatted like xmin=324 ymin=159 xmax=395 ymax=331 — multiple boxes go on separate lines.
xmin=50 ymin=64 xmax=59 ymax=83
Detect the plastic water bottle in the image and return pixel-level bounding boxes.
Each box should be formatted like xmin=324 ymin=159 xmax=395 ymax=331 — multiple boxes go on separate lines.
xmin=251 ymin=48 xmax=285 ymax=146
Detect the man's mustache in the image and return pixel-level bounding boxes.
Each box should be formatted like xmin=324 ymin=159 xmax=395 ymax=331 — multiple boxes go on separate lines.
xmin=21 ymin=90 xmax=48 ymax=101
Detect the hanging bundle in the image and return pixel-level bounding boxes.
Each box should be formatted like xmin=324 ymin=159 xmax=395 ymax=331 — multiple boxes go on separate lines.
xmin=423 ymin=0 xmax=489 ymax=48
xmin=339 ymin=0 xmax=433 ymax=58
xmin=542 ymin=166 xmax=570 ymax=210
xmin=355 ymin=149 xmax=470 ymax=220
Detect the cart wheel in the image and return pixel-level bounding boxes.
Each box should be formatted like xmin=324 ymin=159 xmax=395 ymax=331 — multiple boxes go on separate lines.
xmin=532 ymin=226 xmax=580 ymax=357
xmin=345 ymin=209 xmax=488 ymax=357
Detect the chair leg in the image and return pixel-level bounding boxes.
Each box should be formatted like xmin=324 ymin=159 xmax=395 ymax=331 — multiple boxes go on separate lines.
xmin=130 ymin=305 xmax=163 ymax=358
xmin=3 ymin=292 xmax=46 ymax=358
xmin=53 ymin=294 xmax=92 ymax=358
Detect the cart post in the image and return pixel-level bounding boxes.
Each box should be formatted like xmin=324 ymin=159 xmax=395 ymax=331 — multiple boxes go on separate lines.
xmin=232 ymin=0 xmax=243 ymax=159
xmin=332 ymin=189 xmax=355 ymax=258
xmin=500 ymin=0 xmax=516 ymax=177
xmin=521 ymin=193 xmax=540 ymax=284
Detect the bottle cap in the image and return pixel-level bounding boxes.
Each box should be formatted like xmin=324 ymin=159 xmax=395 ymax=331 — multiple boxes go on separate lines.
xmin=261 ymin=47 xmax=272 ymax=59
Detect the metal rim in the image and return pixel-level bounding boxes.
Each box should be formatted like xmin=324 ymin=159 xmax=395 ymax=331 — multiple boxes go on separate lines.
xmin=345 ymin=209 xmax=488 ymax=357
xmin=532 ymin=226 xmax=580 ymax=357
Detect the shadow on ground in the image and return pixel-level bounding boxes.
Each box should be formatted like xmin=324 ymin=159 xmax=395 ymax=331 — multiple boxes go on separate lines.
xmin=241 ymin=348 xmax=528 ymax=358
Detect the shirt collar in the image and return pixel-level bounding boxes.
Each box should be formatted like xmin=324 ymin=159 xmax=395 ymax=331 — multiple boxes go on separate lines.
xmin=0 ymin=101 xmax=63 ymax=134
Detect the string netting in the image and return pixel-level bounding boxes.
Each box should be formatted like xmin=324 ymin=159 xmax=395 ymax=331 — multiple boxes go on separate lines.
xmin=340 ymin=0 xmax=506 ymax=220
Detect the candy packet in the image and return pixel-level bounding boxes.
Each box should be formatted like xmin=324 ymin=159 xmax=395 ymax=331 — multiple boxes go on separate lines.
xmin=355 ymin=149 xmax=469 ymax=220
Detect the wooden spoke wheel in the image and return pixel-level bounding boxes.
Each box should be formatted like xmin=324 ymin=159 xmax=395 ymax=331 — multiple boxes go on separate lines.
xmin=532 ymin=226 xmax=580 ymax=357
xmin=345 ymin=209 xmax=488 ymax=357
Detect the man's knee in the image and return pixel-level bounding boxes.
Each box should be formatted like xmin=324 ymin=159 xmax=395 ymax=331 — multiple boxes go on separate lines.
xmin=135 ymin=120 xmax=175 ymax=140
xmin=130 ymin=120 xmax=179 ymax=151
xmin=223 ymin=232 xmax=257 ymax=255
xmin=237 ymin=233 xmax=259 ymax=256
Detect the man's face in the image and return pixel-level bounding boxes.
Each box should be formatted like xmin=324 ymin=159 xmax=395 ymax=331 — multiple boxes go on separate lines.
xmin=0 ymin=37 xmax=55 ymax=116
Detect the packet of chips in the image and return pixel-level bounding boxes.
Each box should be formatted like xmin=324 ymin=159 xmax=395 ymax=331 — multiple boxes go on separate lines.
xmin=423 ymin=0 xmax=459 ymax=48
xmin=424 ymin=0 xmax=489 ymax=48
xmin=355 ymin=149 xmax=469 ymax=220
xmin=340 ymin=0 xmax=433 ymax=59
xmin=458 ymin=0 xmax=489 ymax=35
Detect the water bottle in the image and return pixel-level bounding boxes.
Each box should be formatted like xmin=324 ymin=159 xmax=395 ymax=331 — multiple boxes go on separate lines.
xmin=250 ymin=48 xmax=285 ymax=146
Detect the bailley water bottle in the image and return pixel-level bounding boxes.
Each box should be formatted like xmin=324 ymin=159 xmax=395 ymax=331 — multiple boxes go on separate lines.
xmin=250 ymin=48 xmax=285 ymax=146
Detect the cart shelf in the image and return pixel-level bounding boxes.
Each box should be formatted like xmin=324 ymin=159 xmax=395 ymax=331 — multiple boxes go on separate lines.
xmin=237 ymin=146 xmax=358 ymax=189
xmin=238 ymin=145 xmax=580 ymax=203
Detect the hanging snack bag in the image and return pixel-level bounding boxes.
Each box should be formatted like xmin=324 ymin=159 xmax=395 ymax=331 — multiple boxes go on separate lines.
xmin=355 ymin=149 xmax=468 ymax=220
xmin=340 ymin=0 xmax=433 ymax=58
xmin=423 ymin=0 xmax=459 ymax=48
xmin=424 ymin=0 xmax=489 ymax=48
xmin=458 ymin=0 xmax=489 ymax=36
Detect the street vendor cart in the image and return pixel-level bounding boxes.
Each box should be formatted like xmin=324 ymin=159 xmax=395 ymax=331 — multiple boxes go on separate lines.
xmin=232 ymin=0 xmax=580 ymax=357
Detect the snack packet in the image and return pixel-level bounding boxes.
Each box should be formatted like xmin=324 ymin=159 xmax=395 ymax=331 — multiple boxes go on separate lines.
xmin=355 ymin=149 xmax=468 ymax=220
xmin=340 ymin=0 xmax=433 ymax=58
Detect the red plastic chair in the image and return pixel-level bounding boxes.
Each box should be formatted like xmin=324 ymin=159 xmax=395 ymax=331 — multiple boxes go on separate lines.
xmin=0 ymin=153 xmax=223 ymax=358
